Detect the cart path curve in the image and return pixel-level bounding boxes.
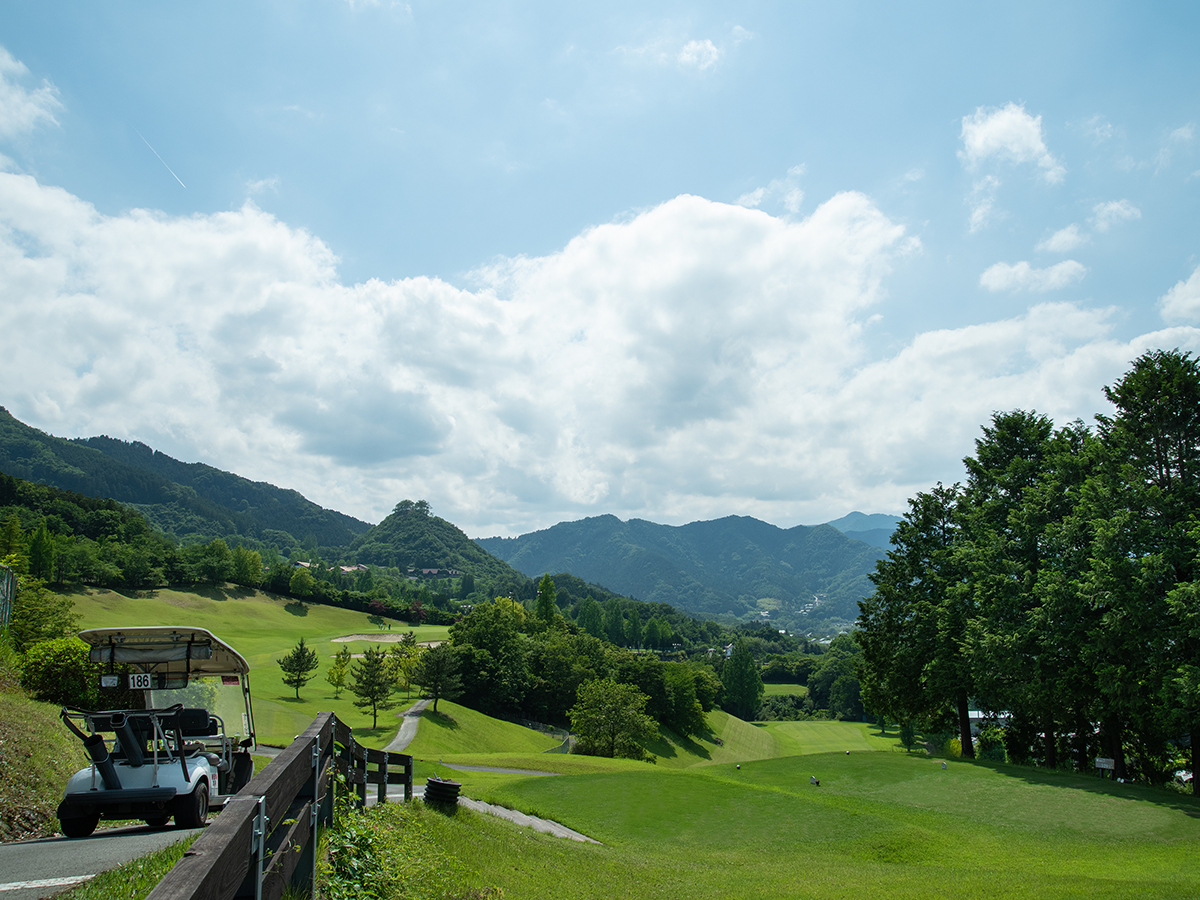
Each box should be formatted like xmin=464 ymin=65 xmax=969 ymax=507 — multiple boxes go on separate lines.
xmin=384 ymin=698 xmax=431 ymax=753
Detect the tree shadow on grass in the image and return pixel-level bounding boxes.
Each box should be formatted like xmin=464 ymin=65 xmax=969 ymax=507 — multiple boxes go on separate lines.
xmin=972 ymin=758 xmax=1200 ymax=818
xmin=277 ymin=695 xmax=307 ymax=704
xmin=284 ymin=601 xmax=308 ymax=617
xmin=420 ymin=710 xmax=460 ymax=731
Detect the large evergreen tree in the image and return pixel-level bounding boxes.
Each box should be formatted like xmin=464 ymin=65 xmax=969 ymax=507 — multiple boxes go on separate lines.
xmin=721 ymin=636 xmax=764 ymax=720
xmin=350 ymin=646 xmax=398 ymax=728
xmin=277 ymin=637 xmax=320 ymax=699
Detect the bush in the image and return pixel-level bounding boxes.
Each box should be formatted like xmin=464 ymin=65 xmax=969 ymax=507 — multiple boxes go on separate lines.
xmin=21 ymin=637 xmax=97 ymax=708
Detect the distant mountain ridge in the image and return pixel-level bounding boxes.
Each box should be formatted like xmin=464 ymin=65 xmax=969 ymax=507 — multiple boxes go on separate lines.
xmin=0 ymin=407 xmax=370 ymax=550
xmin=476 ymin=513 xmax=886 ymax=626
xmin=821 ymin=511 xmax=902 ymax=550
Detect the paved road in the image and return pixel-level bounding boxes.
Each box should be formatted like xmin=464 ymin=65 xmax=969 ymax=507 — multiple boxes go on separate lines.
xmin=0 ymin=823 xmax=201 ymax=900
xmin=384 ymin=699 xmax=430 ymax=753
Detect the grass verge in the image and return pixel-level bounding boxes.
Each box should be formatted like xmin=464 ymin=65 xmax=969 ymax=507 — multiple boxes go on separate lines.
xmin=53 ymin=835 xmax=196 ymax=900
xmin=0 ymin=690 xmax=87 ymax=840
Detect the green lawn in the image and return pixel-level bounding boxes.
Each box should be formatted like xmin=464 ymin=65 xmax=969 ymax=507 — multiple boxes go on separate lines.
xmin=429 ymin=752 xmax=1200 ymax=899
xmin=762 ymin=681 xmax=809 ymax=697
xmin=65 ymin=586 xmax=450 ymax=747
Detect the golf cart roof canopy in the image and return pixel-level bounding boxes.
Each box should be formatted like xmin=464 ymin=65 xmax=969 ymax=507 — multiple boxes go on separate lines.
xmin=79 ymin=626 xmax=251 ymax=676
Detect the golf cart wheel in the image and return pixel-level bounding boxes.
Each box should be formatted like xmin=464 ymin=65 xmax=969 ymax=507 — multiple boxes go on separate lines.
xmin=60 ymin=814 xmax=99 ymax=838
xmin=145 ymin=815 xmax=171 ymax=828
xmin=175 ymin=780 xmax=209 ymax=829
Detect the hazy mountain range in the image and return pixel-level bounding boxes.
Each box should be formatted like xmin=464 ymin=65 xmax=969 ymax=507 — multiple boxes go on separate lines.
xmin=0 ymin=406 xmax=899 ymax=626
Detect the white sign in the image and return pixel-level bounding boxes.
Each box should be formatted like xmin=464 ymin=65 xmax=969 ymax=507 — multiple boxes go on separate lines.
xmin=129 ymin=672 xmax=153 ymax=690
xmin=100 ymin=675 xmax=119 ymax=688
xmin=1095 ymin=757 xmax=1115 ymax=770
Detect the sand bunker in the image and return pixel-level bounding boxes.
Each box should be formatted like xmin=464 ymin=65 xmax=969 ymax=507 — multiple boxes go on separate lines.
xmin=333 ymin=633 xmax=444 ymax=647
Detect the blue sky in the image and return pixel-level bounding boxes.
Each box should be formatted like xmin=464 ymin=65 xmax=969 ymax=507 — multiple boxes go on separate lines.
xmin=1 ymin=2 xmax=1198 ymax=536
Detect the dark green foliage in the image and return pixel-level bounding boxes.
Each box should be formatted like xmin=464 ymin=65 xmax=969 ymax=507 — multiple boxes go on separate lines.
xmin=8 ymin=572 xmax=79 ymax=652
xmin=351 ymin=500 xmax=521 ymax=585
xmin=350 ymin=646 xmax=398 ymax=728
xmin=721 ymin=637 xmax=764 ymax=720
xmin=535 ymin=573 xmax=558 ymax=625
xmin=0 ymin=407 xmax=369 ymax=551
xmin=411 ymin=642 xmax=462 ymax=712
xmin=477 ymin=513 xmax=885 ymax=624
xmin=449 ymin=598 xmax=531 ymax=715
xmin=20 ymin=636 xmax=97 ymax=707
xmin=857 ymin=350 xmax=1200 ymax=786
xmin=570 ymin=678 xmax=658 ymax=760
xmin=278 ymin=637 xmax=320 ymax=699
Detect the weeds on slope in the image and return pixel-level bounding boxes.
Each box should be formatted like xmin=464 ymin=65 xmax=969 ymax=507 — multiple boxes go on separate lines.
xmin=319 ymin=799 xmax=502 ymax=900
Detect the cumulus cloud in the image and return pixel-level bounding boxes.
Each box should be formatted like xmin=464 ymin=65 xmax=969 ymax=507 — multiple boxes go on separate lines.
xmin=0 ymin=47 xmax=63 ymax=140
xmin=980 ymin=260 xmax=1087 ymax=292
xmin=1090 ymin=199 xmax=1141 ymax=232
xmin=1160 ymin=266 xmax=1200 ymax=323
xmin=1037 ymin=224 xmax=1087 ymax=253
xmin=618 ymin=30 xmax=740 ymax=72
xmin=677 ymin=39 xmax=721 ymax=70
xmin=960 ymin=102 xmax=1065 ymax=184
xmin=0 ymin=172 xmax=1193 ymax=535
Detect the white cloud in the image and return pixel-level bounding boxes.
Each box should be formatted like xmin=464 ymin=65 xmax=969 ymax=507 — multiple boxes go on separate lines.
xmin=1037 ymin=224 xmax=1087 ymax=253
xmin=0 ymin=172 xmax=1194 ymax=536
xmin=1091 ymin=199 xmax=1141 ymax=232
xmin=959 ymin=102 xmax=1065 ymax=184
xmin=677 ymin=39 xmax=722 ymax=71
xmin=1080 ymin=114 xmax=1114 ymax=144
xmin=618 ymin=33 xmax=731 ymax=73
xmin=980 ymin=260 xmax=1087 ymax=292
xmin=0 ymin=47 xmax=63 ymax=140
xmin=246 ymin=176 xmax=280 ymax=195
xmin=737 ymin=165 xmax=805 ymax=213
xmin=967 ymin=175 xmax=1000 ymax=233
xmin=1160 ymin=266 xmax=1200 ymax=323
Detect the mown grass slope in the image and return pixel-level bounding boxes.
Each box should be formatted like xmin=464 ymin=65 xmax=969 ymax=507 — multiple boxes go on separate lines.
xmin=430 ymin=752 xmax=1200 ymax=899
xmin=66 ymin=586 xmax=449 ymax=747
xmin=0 ymin=690 xmax=88 ymax=840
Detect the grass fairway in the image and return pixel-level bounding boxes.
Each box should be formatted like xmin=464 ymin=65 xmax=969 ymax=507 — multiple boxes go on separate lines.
xmin=762 ymin=681 xmax=809 ymax=697
xmin=406 ymin=701 xmax=560 ymax=758
xmin=432 ymin=752 xmax=1200 ymax=899
xmin=65 ymin=586 xmax=450 ymax=747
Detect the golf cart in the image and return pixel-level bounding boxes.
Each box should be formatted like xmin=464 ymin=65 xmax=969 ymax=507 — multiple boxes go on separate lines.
xmin=56 ymin=626 xmax=258 ymax=838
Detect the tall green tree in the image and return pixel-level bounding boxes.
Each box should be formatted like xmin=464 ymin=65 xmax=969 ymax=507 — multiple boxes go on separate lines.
xmin=857 ymin=484 xmax=972 ymax=752
xmin=326 ymin=644 xmax=352 ymax=698
xmin=350 ymin=646 xmax=398 ymax=728
xmin=27 ymin=521 xmax=55 ymax=582
xmin=577 ymin=597 xmax=604 ymax=639
xmin=412 ymin=642 xmax=462 ymax=713
xmin=278 ymin=637 xmax=320 ymax=699
xmin=721 ymin=637 xmax=764 ymax=720
xmin=535 ymin=573 xmax=558 ymax=625
xmin=1093 ymin=349 xmax=1200 ymax=783
xmin=569 ymin=678 xmax=658 ymax=760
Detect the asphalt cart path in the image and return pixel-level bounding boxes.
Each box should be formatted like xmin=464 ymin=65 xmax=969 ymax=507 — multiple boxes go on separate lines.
xmin=384 ymin=698 xmax=431 ymax=753
xmin=0 ymin=824 xmax=201 ymax=900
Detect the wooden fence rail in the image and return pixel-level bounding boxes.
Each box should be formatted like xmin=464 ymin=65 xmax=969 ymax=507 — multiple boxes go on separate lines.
xmin=147 ymin=713 xmax=413 ymax=900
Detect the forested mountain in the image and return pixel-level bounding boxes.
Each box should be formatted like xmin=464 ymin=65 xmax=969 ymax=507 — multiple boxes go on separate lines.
xmin=0 ymin=408 xmax=369 ymax=551
xmin=822 ymin=511 xmax=902 ymax=550
xmin=476 ymin=514 xmax=885 ymax=626
xmin=350 ymin=499 xmax=529 ymax=592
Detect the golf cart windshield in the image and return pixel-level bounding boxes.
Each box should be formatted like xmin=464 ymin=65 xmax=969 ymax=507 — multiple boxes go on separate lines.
xmin=79 ymin=626 xmax=256 ymax=750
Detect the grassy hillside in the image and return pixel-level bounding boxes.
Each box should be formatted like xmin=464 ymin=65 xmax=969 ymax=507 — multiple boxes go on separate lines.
xmin=429 ymin=752 xmax=1200 ymax=899
xmin=0 ymin=690 xmax=89 ymax=840
xmin=391 ymin=695 xmax=1200 ymax=899
xmin=66 ymin=586 xmax=450 ymax=747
